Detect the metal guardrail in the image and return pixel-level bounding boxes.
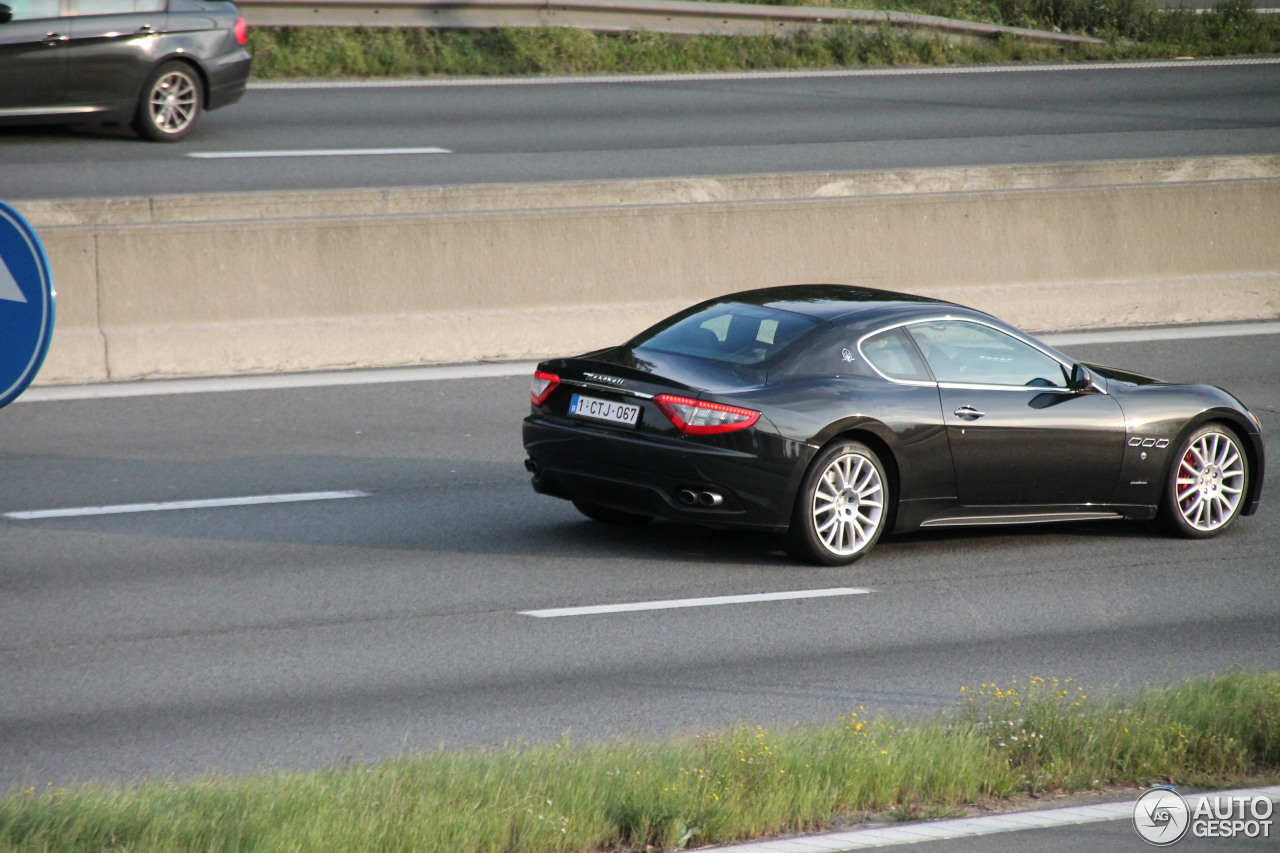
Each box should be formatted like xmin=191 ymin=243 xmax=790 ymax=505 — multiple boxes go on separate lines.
xmin=237 ymin=0 xmax=1105 ymax=46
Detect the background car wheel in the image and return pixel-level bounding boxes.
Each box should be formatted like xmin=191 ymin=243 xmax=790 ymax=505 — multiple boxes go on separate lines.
xmin=1160 ymin=423 xmax=1249 ymax=539
xmin=572 ymin=500 xmax=653 ymax=526
xmin=787 ymin=440 xmax=888 ymax=566
xmin=133 ymin=61 xmax=202 ymax=142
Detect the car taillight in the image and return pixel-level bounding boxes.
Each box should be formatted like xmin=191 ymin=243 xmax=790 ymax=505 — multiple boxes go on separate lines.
xmin=655 ymin=394 xmax=760 ymax=435
xmin=234 ymin=16 xmax=247 ymax=45
xmin=531 ymin=371 xmax=560 ymax=406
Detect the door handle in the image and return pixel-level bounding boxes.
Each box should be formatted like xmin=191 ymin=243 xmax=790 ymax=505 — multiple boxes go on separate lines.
xmin=953 ymin=406 xmax=985 ymax=421
xmin=42 ymin=32 xmax=68 ymax=44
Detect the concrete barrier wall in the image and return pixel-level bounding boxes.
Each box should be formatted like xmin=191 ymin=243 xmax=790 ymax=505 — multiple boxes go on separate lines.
xmin=23 ymin=170 xmax=1280 ymax=385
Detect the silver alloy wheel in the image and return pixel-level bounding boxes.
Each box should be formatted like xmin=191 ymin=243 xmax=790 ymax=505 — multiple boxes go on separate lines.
xmin=147 ymin=69 xmax=198 ymax=135
xmin=811 ymin=450 xmax=885 ymax=556
xmin=1174 ymin=430 xmax=1246 ymax=532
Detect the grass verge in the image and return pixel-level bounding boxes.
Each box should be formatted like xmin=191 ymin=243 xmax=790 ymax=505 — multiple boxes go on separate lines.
xmin=2 ymin=670 xmax=1278 ymax=852
xmin=244 ymin=0 xmax=1280 ymax=79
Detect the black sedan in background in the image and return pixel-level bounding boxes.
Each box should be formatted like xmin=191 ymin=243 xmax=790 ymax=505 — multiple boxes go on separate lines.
xmin=523 ymin=285 xmax=1264 ymax=565
xmin=0 ymin=0 xmax=250 ymax=141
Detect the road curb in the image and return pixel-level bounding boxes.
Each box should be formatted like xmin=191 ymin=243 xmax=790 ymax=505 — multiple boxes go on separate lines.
xmin=708 ymin=785 xmax=1280 ymax=851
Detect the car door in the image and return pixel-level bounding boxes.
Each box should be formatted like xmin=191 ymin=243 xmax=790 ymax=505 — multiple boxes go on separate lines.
xmin=64 ymin=0 xmax=168 ymax=110
xmin=0 ymin=0 xmax=69 ymax=110
xmin=906 ymin=319 xmax=1126 ymax=508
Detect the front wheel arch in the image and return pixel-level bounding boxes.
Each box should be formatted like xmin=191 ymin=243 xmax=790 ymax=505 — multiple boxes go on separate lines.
xmin=1158 ymin=420 xmax=1252 ymax=538
xmin=1160 ymin=409 xmax=1262 ymax=510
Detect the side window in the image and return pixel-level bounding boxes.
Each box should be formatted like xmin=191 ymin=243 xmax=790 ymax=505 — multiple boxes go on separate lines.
xmin=9 ymin=0 xmax=63 ymax=20
xmin=859 ymin=327 xmax=931 ymax=382
xmin=906 ymin=321 xmax=1068 ymax=388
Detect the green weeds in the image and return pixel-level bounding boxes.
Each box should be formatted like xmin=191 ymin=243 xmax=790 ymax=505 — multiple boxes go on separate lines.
xmin=245 ymin=24 xmax=1009 ymax=78
xmin=2 ymin=670 xmax=1278 ymax=852
xmin=244 ymin=0 xmax=1280 ymax=79
xmin=959 ymin=671 xmax=1280 ymax=793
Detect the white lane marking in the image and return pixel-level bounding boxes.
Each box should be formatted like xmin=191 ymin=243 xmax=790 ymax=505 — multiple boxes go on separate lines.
xmin=18 ymin=361 xmax=540 ymax=402
xmin=249 ymin=56 xmax=1280 ymax=90
xmin=1045 ymin=321 xmax=1280 ymax=348
xmin=187 ymin=147 xmax=451 ymax=159
xmin=4 ymin=490 xmax=370 ymax=520
xmin=709 ymin=785 xmax=1280 ymax=852
xmin=18 ymin=321 xmax=1279 ymax=403
xmin=521 ymin=587 xmax=872 ymax=618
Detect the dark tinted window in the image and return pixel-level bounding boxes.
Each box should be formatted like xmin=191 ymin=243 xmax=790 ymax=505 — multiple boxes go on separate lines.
xmin=859 ymin=327 xmax=931 ymax=382
xmin=631 ymin=302 xmax=819 ymax=366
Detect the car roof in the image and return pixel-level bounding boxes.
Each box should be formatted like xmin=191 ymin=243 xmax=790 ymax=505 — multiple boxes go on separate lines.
xmin=717 ymin=284 xmax=977 ymax=323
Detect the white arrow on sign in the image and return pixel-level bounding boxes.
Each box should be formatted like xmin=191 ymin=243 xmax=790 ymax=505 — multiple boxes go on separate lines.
xmin=0 ymin=256 xmax=28 ymax=303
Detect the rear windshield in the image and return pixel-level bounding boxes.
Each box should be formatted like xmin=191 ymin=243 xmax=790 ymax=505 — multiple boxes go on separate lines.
xmin=629 ymin=301 xmax=820 ymax=366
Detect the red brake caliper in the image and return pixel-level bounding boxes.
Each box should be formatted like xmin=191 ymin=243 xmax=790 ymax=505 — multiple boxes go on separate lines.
xmin=1178 ymin=452 xmax=1195 ymax=497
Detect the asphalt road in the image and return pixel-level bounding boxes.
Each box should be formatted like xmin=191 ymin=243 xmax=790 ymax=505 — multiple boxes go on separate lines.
xmin=1 ymin=326 xmax=1277 ymax=790
xmin=1 ymin=58 xmax=1278 ymax=200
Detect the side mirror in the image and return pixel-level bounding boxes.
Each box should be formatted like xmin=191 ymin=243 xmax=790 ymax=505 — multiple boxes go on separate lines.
xmin=0 ymin=5 xmax=13 ymax=24
xmin=1068 ymin=362 xmax=1093 ymax=392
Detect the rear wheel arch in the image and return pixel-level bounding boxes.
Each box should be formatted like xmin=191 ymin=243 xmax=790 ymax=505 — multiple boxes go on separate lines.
xmin=785 ymin=430 xmax=898 ymax=566
xmin=783 ymin=424 xmax=901 ymax=523
xmin=834 ymin=428 xmax=901 ymax=532
xmin=132 ymin=58 xmax=207 ymax=142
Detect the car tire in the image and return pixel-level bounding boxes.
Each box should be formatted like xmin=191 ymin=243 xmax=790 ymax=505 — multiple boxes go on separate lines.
xmin=572 ymin=500 xmax=653 ymax=526
xmin=787 ymin=439 xmax=889 ymax=566
xmin=133 ymin=61 xmax=202 ymax=142
xmin=1159 ymin=423 xmax=1249 ymax=539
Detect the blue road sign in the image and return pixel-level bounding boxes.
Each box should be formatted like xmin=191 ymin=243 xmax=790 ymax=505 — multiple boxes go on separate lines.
xmin=0 ymin=201 xmax=56 ymax=408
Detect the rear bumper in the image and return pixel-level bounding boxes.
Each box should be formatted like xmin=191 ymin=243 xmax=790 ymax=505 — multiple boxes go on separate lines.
xmin=205 ymin=48 xmax=251 ymax=111
xmin=523 ymin=414 xmax=799 ymax=532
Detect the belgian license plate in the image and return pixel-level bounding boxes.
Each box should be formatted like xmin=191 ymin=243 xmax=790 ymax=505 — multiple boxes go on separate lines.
xmin=569 ymin=394 xmax=640 ymax=427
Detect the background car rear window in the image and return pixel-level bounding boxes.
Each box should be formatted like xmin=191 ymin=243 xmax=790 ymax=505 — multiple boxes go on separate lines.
xmin=11 ymin=0 xmax=61 ymax=19
xmin=632 ymin=302 xmax=819 ymax=366
xmin=74 ymin=0 xmax=165 ymax=13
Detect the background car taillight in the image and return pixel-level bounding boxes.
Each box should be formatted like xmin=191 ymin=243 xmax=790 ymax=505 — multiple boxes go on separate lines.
xmin=234 ymin=17 xmax=247 ymax=45
xmin=530 ymin=371 xmax=560 ymax=406
xmin=655 ymin=394 xmax=760 ymax=434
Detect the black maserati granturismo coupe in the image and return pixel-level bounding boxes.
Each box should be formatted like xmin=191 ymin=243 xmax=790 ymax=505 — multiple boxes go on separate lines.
xmin=522 ymin=285 xmax=1264 ymax=565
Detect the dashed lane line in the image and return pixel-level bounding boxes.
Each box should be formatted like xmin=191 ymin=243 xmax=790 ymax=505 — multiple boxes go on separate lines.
xmin=187 ymin=147 xmax=451 ymax=159
xmin=521 ymin=587 xmax=873 ymax=618
xmin=3 ymin=490 xmax=370 ymax=520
